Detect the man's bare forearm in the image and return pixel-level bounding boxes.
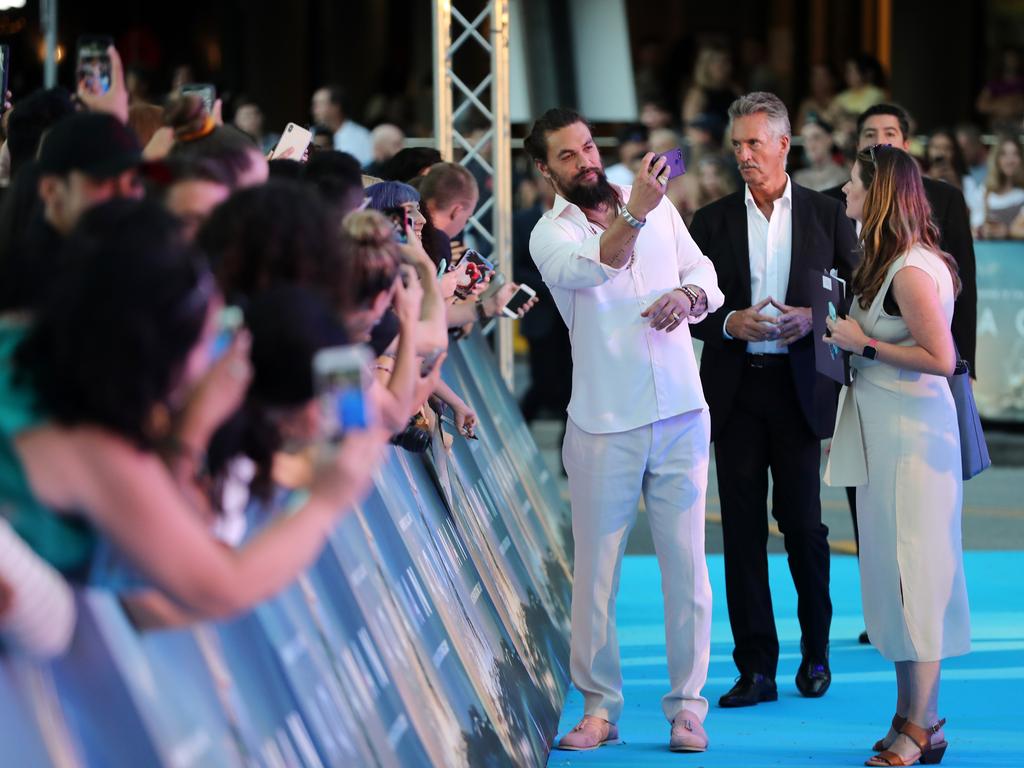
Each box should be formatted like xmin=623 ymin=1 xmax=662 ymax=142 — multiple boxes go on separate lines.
xmin=599 ymin=215 xmax=641 ymax=269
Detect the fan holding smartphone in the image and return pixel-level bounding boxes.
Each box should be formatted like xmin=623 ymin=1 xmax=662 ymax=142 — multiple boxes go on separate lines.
xmin=77 ymin=35 xmax=113 ymax=95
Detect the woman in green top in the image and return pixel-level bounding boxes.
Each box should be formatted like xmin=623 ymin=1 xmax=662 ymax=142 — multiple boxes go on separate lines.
xmin=0 ymin=199 xmax=390 ymax=619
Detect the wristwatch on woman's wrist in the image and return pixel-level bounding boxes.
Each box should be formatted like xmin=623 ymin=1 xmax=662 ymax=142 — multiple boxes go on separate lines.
xmin=861 ymin=339 xmax=879 ymax=360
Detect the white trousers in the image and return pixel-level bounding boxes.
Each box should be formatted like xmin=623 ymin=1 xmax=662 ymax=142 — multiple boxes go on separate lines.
xmin=562 ymin=408 xmax=712 ymax=724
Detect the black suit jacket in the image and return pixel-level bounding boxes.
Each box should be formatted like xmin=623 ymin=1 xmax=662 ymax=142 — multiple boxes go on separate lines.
xmin=690 ymin=184 xmax=858 ymax=441
xmin=822 ymin=176 xmax=977 ymax=373
xmin=512 ymin=203 xmax=562 ymax=340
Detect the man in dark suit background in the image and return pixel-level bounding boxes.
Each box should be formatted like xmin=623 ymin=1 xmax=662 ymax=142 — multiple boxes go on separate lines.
xmin=689 ymin=92 xmax=858 ymax=708
xmin=822 ymin=103 xmax=979 ymax=644
xmin=822 ymin=102 xmax=977 ymax=373
xmin=512 ymin=175 xmax=572 ymax=428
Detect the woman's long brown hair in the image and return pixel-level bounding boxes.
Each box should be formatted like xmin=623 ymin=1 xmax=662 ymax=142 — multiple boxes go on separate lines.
xmin=851 ymin=145 xmax=961 ymax=309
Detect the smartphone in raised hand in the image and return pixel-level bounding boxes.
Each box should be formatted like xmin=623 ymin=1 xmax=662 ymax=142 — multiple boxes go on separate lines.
xmin=419 ymin=347 xmax=445 ymax=377
xmin=77 ymin=35 xmax=113 ymax=95
xmin=180 ymin=83 xmax=217 ymax=115
xmin=269 ymin=122 xmax=312 ymax=161
xmin=313 ymin=345 xmax=374 ymax=439
xmin=651 ymin=147 xmax=686 ymax=180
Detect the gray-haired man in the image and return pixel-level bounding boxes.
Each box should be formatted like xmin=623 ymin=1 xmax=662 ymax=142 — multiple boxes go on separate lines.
xmin=689 ymin=92 xmax=857 ymax=707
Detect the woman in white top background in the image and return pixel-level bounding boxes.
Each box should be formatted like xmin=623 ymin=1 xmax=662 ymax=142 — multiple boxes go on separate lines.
xmin=970 ymin=134 xmax=1024 ymax=239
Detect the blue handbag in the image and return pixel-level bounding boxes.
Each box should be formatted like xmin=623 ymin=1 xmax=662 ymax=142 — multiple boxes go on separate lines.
xmin=948 ymin=354 xmax=990 ymax=480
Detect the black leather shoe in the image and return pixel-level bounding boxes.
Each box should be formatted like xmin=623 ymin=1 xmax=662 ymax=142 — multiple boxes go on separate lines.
xmin=795 ymin=657 xmax=831 ymax=698
xmin=718 ymin=673 xmax=778 ymax=708
xmin=858 ymin=629 xmax=870 ymax=644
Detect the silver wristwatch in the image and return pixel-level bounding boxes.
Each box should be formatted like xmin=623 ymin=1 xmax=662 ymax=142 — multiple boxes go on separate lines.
xmin=619 ymin=205 xmax=645 ymax=229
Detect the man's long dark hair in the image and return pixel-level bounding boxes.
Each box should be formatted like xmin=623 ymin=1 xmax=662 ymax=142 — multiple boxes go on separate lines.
xmin=524 ymin=108 xmax=620 ymax=211
xmin=524 ymin=108 xmax=590 ymax=164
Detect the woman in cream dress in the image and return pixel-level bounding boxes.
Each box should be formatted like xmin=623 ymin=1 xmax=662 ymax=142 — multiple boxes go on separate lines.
xmin=825 ymin=145 xmax=968 ymax=767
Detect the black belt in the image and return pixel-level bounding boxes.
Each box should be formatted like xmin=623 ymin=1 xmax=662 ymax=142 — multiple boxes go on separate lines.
xmin=745 ymin=353 xmax=788 ymax=368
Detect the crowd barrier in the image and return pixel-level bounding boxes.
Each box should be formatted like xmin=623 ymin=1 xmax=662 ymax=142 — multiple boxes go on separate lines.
xmin=975 ymin=240 xmax=1024 ymax=423
xmin=1 ymin=330 xmax=573 ymax=767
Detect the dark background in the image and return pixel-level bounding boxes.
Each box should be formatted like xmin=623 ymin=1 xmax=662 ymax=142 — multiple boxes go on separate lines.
xmin=0 ymin=0 xmax=1020 ymax=136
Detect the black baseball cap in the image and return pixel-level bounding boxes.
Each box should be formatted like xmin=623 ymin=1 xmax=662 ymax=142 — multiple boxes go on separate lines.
xmin=36 ymin=112 xmax=142 ymax=178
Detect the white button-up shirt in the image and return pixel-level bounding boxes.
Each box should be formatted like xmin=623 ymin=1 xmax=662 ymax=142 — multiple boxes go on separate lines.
xmin=733 ymin=175 xmax=793 ymax=354
xmin=333 ymin=120 xmax=373 ymax=167
xmin=530 ymin=186 xmax=724 ymax=435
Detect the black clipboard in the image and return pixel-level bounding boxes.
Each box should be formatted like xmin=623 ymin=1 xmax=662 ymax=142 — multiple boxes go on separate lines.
xmin=810 ymin=269 xmax=851 ymax=385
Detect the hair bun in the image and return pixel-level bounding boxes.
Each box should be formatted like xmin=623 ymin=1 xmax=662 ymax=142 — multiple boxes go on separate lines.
xmin=343 ymin=209 xmax=395 ymax=248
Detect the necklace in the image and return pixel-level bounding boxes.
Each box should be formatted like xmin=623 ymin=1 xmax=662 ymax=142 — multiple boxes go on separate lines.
xmin=584 ymin=211 xmax=636 ymax=269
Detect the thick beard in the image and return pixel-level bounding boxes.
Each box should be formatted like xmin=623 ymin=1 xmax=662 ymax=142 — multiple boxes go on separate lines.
xmin=558 ymin=168 xmax=620 ymax=211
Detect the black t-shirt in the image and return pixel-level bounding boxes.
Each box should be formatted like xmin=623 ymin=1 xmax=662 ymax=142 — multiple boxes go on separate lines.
xmin=369 ymin=308 xmax=401 ymax=357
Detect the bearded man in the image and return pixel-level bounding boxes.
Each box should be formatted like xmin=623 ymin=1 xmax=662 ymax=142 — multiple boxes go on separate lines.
xmin=526 ymin=108 xmax=723 ymax=753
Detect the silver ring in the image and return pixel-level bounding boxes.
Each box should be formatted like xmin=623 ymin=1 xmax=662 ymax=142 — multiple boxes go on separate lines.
xmin=670 ymin=311 xmax=681 ymax=322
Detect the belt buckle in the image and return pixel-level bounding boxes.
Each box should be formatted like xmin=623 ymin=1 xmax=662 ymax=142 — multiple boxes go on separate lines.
xmin=748 ymin=354 xmax=765 ymax=369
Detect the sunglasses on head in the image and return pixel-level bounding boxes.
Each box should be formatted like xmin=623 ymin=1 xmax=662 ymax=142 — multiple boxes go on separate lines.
xmin=867 ymin=143 xmax=893 ymax=162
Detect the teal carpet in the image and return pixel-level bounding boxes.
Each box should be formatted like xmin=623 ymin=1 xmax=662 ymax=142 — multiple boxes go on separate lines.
xmin=548 ymin=552 xmax=1024 ymax=767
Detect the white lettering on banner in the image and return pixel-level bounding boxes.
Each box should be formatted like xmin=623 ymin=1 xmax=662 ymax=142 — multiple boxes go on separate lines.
xmin=261 ymin=735 xmax=288 ymax=768
xmin=169 ymin=730 xmax=212 ymax=768
xmin=979 ymin=307 xmax=998 ymax=337
xmin=350 ymin=563 xmax=367 ymax=586
xmin=387 ymin=714 xmax=409 ymax=749
xmin=500 ymin=536 xmax=512 ymax=555
xmin=351 ymin=641 xmax=381 ymax=698
xmin=358 ymin=628 xmax=391 ymax=687
xmin=399 ymin=513 xmax=412 ymax=531
xmin=432 ymin=640 xmax=450 ymax=668
xmin=285 ymin=713 xmax=324 ymax=768
xmin=308 ymin=688 xmax=340 ymax=753
xmin=341 ymin=647 xmax=373 ymax=709
xmin=407 ymin=566 xmax=433 ymax=617
xmin=279 ymin=634 xmax=307 ymax=667
xmin=471 ymin=582 xmax=483 ymax=604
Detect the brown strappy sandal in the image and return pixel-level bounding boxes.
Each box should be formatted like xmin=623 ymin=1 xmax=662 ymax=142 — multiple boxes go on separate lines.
xmin=872 ymin=714 xmax=907 ymax=752
xmin=865 ymin=718 xmax=947 ymax=766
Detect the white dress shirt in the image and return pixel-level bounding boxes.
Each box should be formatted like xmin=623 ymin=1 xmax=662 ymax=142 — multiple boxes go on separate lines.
xmin=333 ymin=120 xmax=373 ymax=167
xmin=530 ymin=185 xmax=724 ymax=435
xmin=724 ymin=175 xmax=794 ymax=354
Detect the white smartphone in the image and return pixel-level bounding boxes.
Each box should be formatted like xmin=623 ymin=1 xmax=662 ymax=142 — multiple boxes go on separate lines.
xmin=500 ymin=284 xmax=536 ymax=318
xmin=270 ymin=122 xmax=312 ymax=161
xmin=313 ymin=345 xmax=373 ymax=438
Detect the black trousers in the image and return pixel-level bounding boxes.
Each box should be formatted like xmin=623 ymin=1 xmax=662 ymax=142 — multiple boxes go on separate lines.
xmin=520 ymin=328 xmax=572 ymax=423
xmin=714 ymin=359 xmax=832 ymax=678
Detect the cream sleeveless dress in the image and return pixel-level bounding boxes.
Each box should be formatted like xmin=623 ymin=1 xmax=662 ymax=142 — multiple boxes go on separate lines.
xmin=825 ymin=246 xmax=970 ymax=662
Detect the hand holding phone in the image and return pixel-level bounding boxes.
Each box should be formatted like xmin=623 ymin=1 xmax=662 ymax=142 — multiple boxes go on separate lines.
xmin=180 ymin=83 xmax=217 ymax=115
xmin=462 ymin=249 xmax=495 ymax=277
xmin=77 ymin=36 xmax=113 ymax=95
xmin=269 ymin=122 xmax=312 ymax=161
xmin=419 ymin=347 xmax=445 ymax=377
xmin=500 ymin=283 xmax=537 ymax=318
xmin=211 ymin=305 xmax=244 ymax=360
xmin=75 ymin=39 xmax=128 ymax=123
xmin=649 ymin=148 xmax=686 ymax=181
xmin=313 ymin=345 xmax=374 ymax=439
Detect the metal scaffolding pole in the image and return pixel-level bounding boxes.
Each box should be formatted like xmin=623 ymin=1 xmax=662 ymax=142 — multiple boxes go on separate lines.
xmin=433 ymin=0 xmax=514 ymax=389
